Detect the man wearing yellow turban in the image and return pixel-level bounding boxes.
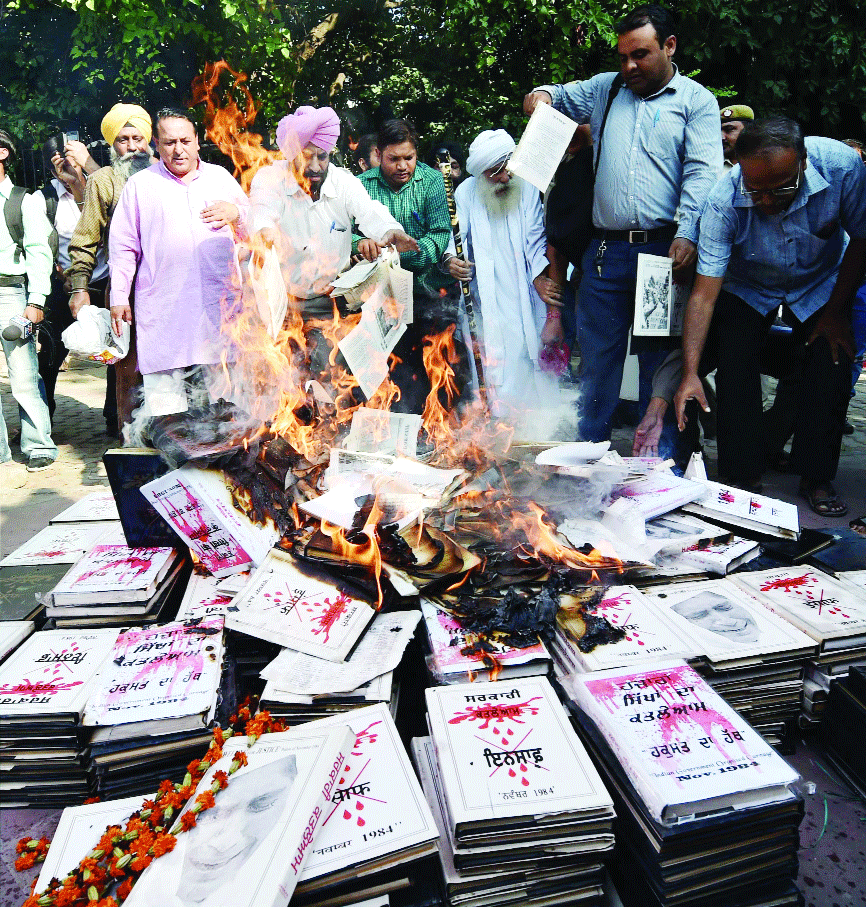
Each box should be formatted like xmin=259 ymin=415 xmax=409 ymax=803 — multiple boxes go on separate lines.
xmin=65 ymin=103 xmax=154 ymax=434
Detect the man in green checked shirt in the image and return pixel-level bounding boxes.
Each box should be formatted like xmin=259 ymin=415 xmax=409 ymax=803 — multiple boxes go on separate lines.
xmin=354 ymin=120 xmax=467 ymax=413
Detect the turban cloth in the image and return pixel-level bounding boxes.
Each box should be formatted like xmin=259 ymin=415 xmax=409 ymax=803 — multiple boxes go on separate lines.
xmin=276 ymin=106 xmax=341 ymax=159
xmin=466 ymin=129 xmax=516 ymax=177
xmin=100 ymin=104 xmax=152 ymax=145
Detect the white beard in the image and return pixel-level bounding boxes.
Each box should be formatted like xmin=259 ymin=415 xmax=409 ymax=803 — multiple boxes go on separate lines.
xmin=110 ymin=147 xmax=152 ymax=181
xmin=476 ymin=174 xmax=523 ymax=219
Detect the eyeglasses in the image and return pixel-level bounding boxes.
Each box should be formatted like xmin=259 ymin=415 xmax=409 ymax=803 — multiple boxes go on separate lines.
xmin=739 ymin=165 xmax=801 ymax=201
xmin=486 ymin=155 xmax=512 ymax=178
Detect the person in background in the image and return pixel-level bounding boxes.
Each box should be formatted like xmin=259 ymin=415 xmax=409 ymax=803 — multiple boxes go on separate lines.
xmin=35 ymin=134 xmax=111 ymax=430
xmin=66 ymin=103 xmax=154 ymax=434
xmin=428 ymin=140 xmax=467 ymax=188
xmin=354 ymin=134 xmax=380 ymax=173
xmin=443 ymin=129 xmax=562 ymax=421
xmin=720 ymin=103 xmax=754 ymax=169
xmin=0 ymin=129 xmax=57 ymax=472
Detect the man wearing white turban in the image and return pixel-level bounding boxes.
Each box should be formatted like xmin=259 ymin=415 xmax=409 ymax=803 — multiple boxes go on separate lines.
xmin=249 ymin=105 xmax=417 ymax=317
xmin=444 ymin=129 xmax=564 ymax=420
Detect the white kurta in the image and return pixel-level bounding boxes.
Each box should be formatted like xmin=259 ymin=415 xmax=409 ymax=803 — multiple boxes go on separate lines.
xmin=452 ymin=176 xmax=560 ymax=417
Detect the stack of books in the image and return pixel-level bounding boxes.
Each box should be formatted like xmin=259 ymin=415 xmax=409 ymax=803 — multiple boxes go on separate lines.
xmin=260 ymin=671 xmax=398 ymax=725
xmin=81 ymin=618 xmax=226 ymax=799
xmin=421 ymin=597 xmax=552 ymax=683
xmin=644 ymin=580 xmax=815 ymax=747
xmin=0 ymin=628 xmax=118 ymax=807
xmin=45 ymin=543 xmax=186 ymax=628
xmin=0 ymin=620 xmax=34 ymax=663
xmin=417 ymin=677 xmax=616 ymax=907
xmin=821 ymin=665 xmax=866 ymax=797
xmin=291 ymin=704 xmax=440 ymax=906
xmin=566 ymin=662 xmax=804 ymax=907
xmin=731 ymin=567 xmax=866 ymax=729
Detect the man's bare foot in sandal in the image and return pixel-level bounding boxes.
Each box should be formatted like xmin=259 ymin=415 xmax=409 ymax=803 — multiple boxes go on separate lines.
xmin=799 ymin=479 xmax=848 ymax=518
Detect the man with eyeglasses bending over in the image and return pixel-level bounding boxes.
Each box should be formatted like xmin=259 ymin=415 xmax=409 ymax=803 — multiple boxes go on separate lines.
xmin=674 ymin=117 xmax=866 ymax=517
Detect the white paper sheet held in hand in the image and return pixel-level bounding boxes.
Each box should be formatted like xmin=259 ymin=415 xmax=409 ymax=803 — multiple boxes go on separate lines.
xmin=249 ymin=245 xmax=288 ymax=339
xmin=507 ymin=102 xmax=579 ymax=193
xmin=260 ymin=610 xmax=421 ymax=695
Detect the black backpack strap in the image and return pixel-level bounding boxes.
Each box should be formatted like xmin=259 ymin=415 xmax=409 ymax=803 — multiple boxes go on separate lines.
xmin=3 ymin=185 xmax=27 ymax=264
xmin=593 ymin=74 xmax=624 ymax=177
xmin=40 ymin=180 xmax=59 ymax=227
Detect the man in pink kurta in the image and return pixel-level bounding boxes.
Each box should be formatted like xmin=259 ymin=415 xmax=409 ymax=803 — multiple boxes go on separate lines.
xmin=109 ymin=108 xmax=249 ymax=417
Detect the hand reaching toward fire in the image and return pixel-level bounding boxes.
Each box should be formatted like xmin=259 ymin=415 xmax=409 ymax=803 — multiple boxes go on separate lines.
xmin=633 ymin=397 xmax=668 ymax=457
xmin=381 ymin=229 xmax=420 ymax=254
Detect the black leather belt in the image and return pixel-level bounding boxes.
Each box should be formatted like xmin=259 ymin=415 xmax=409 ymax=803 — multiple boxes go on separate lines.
xmin=592 ymin=225 xmax=677 ymax=244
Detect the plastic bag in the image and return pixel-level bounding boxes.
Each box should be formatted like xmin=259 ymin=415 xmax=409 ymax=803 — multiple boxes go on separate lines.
xmin=61 ymin=304 xmax=130 ymax=365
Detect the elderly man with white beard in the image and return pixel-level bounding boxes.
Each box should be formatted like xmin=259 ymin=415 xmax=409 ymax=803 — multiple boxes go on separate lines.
xmin=444 ymin=129 xmax=563 ymax=418
xmin=65 ymin=103 xmax=155 ymax=433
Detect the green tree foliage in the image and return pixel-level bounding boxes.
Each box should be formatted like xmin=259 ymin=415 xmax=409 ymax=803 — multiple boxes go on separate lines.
xmin=1 ymin=0 xmax=863 ymax=153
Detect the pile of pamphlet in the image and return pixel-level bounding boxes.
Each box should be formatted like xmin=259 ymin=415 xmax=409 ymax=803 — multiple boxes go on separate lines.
xmin=416 ymin=677 xmax=616 ymax=907
xmin=565 ymin=662 xmax=804 ymax=907
xmin=421 ymin=597 xmax=552 ymax=684
xmin=731 ymin=567 xmax=866 ymax=730
xmin=0 ymin=628 xmax=118 ymax=806
xmin=82 ymin=619 xmax=226 ymax=799
xmin=45 ymin=542 xmax=186 ymax=628
xmin=258 ymin=610 xmax=419 ymax=724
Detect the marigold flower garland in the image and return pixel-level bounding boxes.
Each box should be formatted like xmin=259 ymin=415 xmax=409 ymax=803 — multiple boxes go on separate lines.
xmin=18 ymin=699 xmax=287 ymax=907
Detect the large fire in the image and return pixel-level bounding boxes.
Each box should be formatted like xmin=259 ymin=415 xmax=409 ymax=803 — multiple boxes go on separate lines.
xmin=179 ymin=62 xmax=627 ymax=612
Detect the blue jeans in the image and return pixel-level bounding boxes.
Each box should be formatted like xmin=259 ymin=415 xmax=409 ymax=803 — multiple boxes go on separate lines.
xmin=0 ymin=285 xmax=57 ymax=462
xmin=576 ymin=236 xmax=679 ymax=459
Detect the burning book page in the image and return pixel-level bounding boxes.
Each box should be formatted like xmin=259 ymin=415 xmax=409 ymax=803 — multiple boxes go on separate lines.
xmin=339 ymin=284 xmax=408 ymax=399
xmin=327 ymin=449 xmax=467 ymax=502
xmin=142 ymin=466 xmax=279 ymax=577
xmin=249 ymin=245 xmax=288 ymax=339
xmin=260 ymin=610 xmax=420 ymax=695
xmin=345 ymin=408 xmax=422 ymax=458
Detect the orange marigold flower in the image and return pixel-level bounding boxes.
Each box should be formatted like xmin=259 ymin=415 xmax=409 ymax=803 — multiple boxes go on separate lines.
xmin=195 ymin=790 xmax=216 ymax=812
xmin=14 ymin=853 xmax=37 ymax=871
xmin=213 ymin=726 xmax=225 ymax=746
xmin=180 ymin=812 xmax=197 ymax=832
xmin=84 ymin=796 xmax=101 ymax=804
xmin=151 ymin=833 xmax=177 ymax=857
xmin=232 ymin=750 xmax=249 ymax=769
xmin=130 ymin=854 xmax=151 ymax=873
xmin=15 ymin=837 xmax=30 ymax=854
xmin=212 ymin=770 xmax=229 ymax=789
xmin=158 ymin=779 xmax=174 ymax=795
xmin=117 ymin=877 xmax=134 ymax=901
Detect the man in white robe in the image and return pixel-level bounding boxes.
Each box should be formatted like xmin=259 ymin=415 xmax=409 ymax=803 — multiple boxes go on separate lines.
xmin=444 ymin=130 xmax=563 ymax=419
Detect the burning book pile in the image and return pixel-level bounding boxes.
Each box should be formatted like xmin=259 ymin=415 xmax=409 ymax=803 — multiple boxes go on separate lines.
xmin=416 ymin=678 xmax=616 ymax=907
xmin=564 ymin=663 xmax=804 ymax=907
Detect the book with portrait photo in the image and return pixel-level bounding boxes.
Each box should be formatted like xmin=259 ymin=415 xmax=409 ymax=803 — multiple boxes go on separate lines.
xmin=633 ymin=253 xmax=691 ymax=337
xmin=646 ymin=579 xmax=815 ymax=666
xmin=124 ymin=724 xmax=353 ymax=907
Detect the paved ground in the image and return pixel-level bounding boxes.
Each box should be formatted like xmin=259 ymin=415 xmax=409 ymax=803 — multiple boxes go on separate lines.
xmin=2 ymin=360 xmax=864 ymax=556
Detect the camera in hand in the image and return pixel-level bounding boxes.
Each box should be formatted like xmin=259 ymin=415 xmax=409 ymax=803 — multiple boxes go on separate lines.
xmin=2 ymin=315 xmax=36 ymax=342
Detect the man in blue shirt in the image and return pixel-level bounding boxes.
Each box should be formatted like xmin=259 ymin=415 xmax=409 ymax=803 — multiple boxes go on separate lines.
xmin=675 ymin=117 xmax=866 ymax=516
xmin=524 ymin=4 xmax=721 ymax=449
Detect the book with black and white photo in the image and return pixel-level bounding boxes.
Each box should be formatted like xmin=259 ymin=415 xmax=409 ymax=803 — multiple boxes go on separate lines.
xmin=425 ymin=677 xmax=614 ymax=846
xmin=565 ymin=661 xmax=799 ymax=826
xmin=226 ymin=548 xmax=376 ymax=662
xmin=124 ymin=724 xmax=353 ymax=907
xmin=633 ymin=253 xmax=691 ymax=338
